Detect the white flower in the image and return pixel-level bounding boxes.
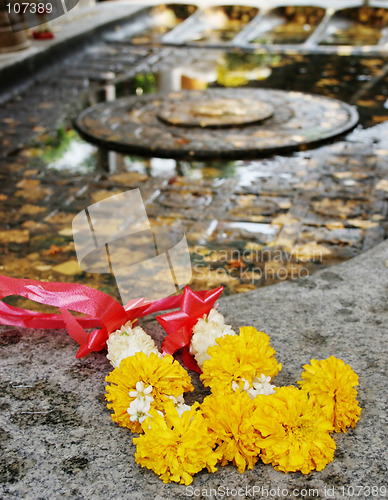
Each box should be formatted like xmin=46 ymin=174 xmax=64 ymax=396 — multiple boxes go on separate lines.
xmin=129 ymin=381 xmax=154 ymax=401
xmin=231 ymin=378 xmax=250 ymax=393
xmin=127 ymin=397 xmax=152 ymax=423
xmin=232 ymin=375 xmax=276 ymax=399
xmin=168 ymin=394 xmax=191 ymax=416
xmin=248 ymin=374 xmax=276 ymax=398
xmin=127 ymin=381 xmax=154 ymax=423
xmin=189 ymin=308 xmax=236 ymax=368
xmin=106 ymin=322 xmax=159 ymax=368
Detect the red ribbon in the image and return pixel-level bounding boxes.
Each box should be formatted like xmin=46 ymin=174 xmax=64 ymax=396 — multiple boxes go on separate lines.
xmin=157 ymin=286 xmax=223 ymax=373
xmin=0 ymin=275 xmax=222 ymax=366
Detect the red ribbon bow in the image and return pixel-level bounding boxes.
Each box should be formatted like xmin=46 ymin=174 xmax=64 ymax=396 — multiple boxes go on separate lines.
xmin=0 ymin=275 xmax=222 ymax=367
xmin=157 ymin=286 xmax=223 ymax=373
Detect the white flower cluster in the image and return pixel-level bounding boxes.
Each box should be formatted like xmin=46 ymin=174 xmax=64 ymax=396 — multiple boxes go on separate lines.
xmin=189 ymin=308 xmax=236 ymax=368
xmin=232 ymin=374 xmax=276 ymax=400
xmin=127 ymin=381 xmax=153 ymax=423
xmin=106 ymin=322 xmax=160 ymax=368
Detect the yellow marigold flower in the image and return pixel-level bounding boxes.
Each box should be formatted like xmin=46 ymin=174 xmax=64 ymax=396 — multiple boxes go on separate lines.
xmin=201 ymin=390 xmax=259 ymax=473
xmin=252 ymin=386 xmax=336 ymax=474
xmin=105 ymin=352 xmax=193 ymax=433
xmin=200 ymin=326 xmax=281 ymax=394
xmin=298 ymin=356 xmax=362 ymax=433
xmin=134 ymin=402 xmax=219 ymax=485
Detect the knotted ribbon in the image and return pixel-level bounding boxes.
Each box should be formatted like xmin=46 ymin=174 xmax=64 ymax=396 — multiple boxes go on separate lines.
xmin=157 ymin=286 xmax=224 ymax=373
xmin=0 ymin=275 xmax=222 ymax=368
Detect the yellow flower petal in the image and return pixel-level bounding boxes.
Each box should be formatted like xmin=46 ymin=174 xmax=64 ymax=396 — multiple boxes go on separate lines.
xmin=134 ymin=402 xmax=218 ymax=485
xmin=105 ymin=352 xmax=193 ymax=433
xmin=201 ymin=390 xmax=259 ymax=473
xmin=253 ymin=386 xmax=336 ymax=474
xmin=200 ymin=326 xmax=281 ymax=394
xmin=298 ymin=356 xmax=362 ymax=433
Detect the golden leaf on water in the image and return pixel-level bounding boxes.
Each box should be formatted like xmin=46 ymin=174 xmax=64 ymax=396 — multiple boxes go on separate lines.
xmin=19 ymin=204 xmax=46 ymax=215
xmin=271 ymin=214 xmax=300 ymax=226
xmin=311 ymin=198 xmax=361 ymax=218
xmin=201 ymin=167 xmax=221 ymax=178
xmin=372 ymin=116 xmax=388 ymax=123
xmin=267 ymin=237 xmax=294 ymax=253
xmin=316 ymin=78 xmax=339 ymax=87
xmin=38 ymin=102 xmax=55 ymax=109
xmin=16 ymin=181 xmax=52 ymax=202
xmin=347 ymin=219 xmax=379 ymax=229
xmin=24 ymin=169 xmax=39 ymax=176
xmin=192 ymin=246 xmax=211 ymax=256
xmin=27 ymin=253 xmax=40 ymax=261
xmin=44 ymin=212 xmax=74 ymax=225
xmin=244 ymin=242 xmax=263 ymax=251
xmin=293 ymin=242 xmax=333 ymax=262
xmin=33 ymin=126 xmax=46 ymax=133
xmin=236 ymin=194 xmax=257 ymax=206
xmin=325 ymin=221 xmax=345 ymax=230
xmin=192 ymin=268 xmax=239 ymax=288
xmin=91 ymin=190 xmax=124 ymax=203
xmin=16 ymin=179 xmax=40 ymax=189
xmin=374 ymin=149 xmax=388 ymax=157
xmin=52 ymin=260 xmax=84 ymax=276
xmin=356 ymin=100 xmax=376 ymax=107
xmin=110 ymin=172 xmax=148 ymax=184
xmin=279 ymin=200 xmax=292 ymax=209
xmin=21 ymin=221 xmax=44 ymax=230
xmin=34 ymin=265 xmax=52 ymax=272
xmin=0 ymin=230 xmax=29 ymax=244
xmin=375 ymin=179 xmax=388 ymax=192
xmin=58 ymin=228 xmax=74 ymax=237
xmin=295 ymin=180 xmax=320 ymax=190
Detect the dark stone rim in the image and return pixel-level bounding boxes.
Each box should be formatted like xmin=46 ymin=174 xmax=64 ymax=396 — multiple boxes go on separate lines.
xmin=74 ymin=89 xmax=359 ymax=160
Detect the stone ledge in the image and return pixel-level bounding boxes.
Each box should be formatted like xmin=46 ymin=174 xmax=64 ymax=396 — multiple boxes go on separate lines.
xmin=0 ymin=2 xmax=143 ymax=97
xmin=0 ymin=239 xmax=387 ymax=499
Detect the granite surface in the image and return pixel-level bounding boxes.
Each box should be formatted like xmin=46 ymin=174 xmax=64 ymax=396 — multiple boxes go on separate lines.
xmin=0 ymin=2 xmax=143 ymax=97
xmin=0 ymin=240 xmax=387 ymax=500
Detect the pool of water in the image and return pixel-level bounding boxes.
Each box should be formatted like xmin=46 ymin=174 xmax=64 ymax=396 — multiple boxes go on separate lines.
xmin=0 ymin=38 xmax=387 ymax=309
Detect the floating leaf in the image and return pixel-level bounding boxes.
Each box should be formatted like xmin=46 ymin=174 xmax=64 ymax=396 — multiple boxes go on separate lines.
xmin=52 ymin=260 xmax=84 ymax=276
xmin=110 ymin=172 xmax=148 ymax=184
xmin=58 ymin=228 xmax=74 ymax=237
xmin=293 ymin=242 xmax=333 ymax=262
xmin=375 ymin=179 xmax=388 ymax=192
xmin=347 ymin=219 xmax=379 ymax=229
xmin=0 ymin=230 xmax=29 ymax=244
xmin=325 ymin=221 xmax=345 ymax=230
xmin=19 ymin=204 xmax=46 ymax=215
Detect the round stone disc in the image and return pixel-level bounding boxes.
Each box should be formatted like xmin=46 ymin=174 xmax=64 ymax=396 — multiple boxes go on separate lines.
xmin=157 ymin=97 xmax=274 ymax=127
xmin=74 ymin=88 xmax=359 ymax=159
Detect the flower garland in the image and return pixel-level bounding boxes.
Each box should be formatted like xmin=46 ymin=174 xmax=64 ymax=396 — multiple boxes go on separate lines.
xmin=0 ymin=277 xmax=361 ymax=486
xmin=105 ymin=291 xmax=362 ymax=485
